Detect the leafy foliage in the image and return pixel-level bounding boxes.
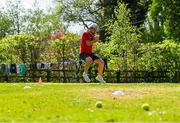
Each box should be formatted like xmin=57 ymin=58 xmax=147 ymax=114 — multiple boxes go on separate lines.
xmin=148 ymin=0 xmax=180 ymax=42
xmin=2 ymin=0 xmax=27 ymax=34
xmin=0 ymin=33 xmax=80 ymax=64
xmin=0 ymin=0 xmax=179 ymax=73
xmin=138 ymin=40 xmax=180 ymax=70
xmin=96 ymin=3 xmax=140 ymax=70
xmin=0 ymin=11 xmax=12 ymax=39
xmin=0 ymin=34 xmax=37 ymax=64
xmin=25 ymin=5 xmax=62 ymax=39
xmin=46 ymin=33 xmax=80 ymax=63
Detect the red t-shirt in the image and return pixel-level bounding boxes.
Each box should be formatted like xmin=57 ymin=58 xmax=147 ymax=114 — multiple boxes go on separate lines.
xmin=80 ymin=32 xmax=94 ymax=54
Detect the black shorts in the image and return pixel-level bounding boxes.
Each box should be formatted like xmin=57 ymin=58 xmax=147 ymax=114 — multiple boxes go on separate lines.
xmin=80 ymin=53 xmax=100 ymax=61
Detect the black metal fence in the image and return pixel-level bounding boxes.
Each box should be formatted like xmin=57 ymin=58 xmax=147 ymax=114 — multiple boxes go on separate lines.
xmin=0 ymin=69 xmax=179 ymax=83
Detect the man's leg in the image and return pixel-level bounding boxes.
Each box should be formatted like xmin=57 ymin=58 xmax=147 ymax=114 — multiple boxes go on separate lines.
xmin=94 ymin=59 xmax=104 ymax=76
xmin=84 ymin=57 xmax=93 ymax=74
xmin=80 ymin=53 xmax=93 ymax=82
xmin=94 ymin=58 xmax=106 ymax=83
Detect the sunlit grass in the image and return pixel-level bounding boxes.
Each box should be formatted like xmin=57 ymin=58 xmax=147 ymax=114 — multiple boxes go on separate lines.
xmin=0 ymin=83 xmax=179 ymax=122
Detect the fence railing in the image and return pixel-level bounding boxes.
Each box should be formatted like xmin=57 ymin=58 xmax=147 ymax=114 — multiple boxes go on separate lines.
xmin=0 ymin=69 xmax=179 ymax=83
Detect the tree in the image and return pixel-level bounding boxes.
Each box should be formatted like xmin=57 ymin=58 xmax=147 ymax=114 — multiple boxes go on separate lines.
xmin=96 ymin=3 xmax=140 ymax=70
xmin=138 ymin=40 xmax=180 ymax=70
xmin=3 ymin=0 xmax=27 ymax=34
xmin=25 ymin=1 xmax=62 ymax=38
xmin=0 ymin=11 xmax=12 ymax=39
xmin=55 ymin=0 xmax=118 ymax=41
xmin=148 ymin=0 xmax=180 ymax=42
xmin=0 ymin=34 xmax=37 ymax=64
xmin=0 ymin=0 xmax=65 ymax=64
xmin=56 ymin=0 xmax=150 ymax=41
xmin=122 ymin=0 xmax=151 ymax=27
xmin=47 ymin=33 xmax=80 ymax=63
xmin=23 ymin=2 xmax=64 ymax=63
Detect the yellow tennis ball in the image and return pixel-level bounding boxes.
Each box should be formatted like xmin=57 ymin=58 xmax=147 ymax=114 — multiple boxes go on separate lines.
xmin=141 ymin=103 xmax=150 ymax=111
xmin=96 ymin=101 xmax=103 ymax=108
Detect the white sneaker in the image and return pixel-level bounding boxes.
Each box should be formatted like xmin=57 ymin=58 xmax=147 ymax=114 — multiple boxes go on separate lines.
xmin=95 ymin=75 xmax=106 ymax=83
xmin=82 ymin=72 xmax=91 ymax=82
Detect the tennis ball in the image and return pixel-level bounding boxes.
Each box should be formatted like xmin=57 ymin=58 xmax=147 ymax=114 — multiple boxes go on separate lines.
xmin=141 ymin=103 xmax=150 ymax=111
xmin=96 ymin=101 xmax=103 ymax=108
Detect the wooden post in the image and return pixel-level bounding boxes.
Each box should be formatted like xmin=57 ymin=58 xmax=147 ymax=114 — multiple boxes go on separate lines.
xmin=47 ymin=70 xmax=51 ymax=82
xmin=116 ymin=70 xmax=120 ymax=83
xmin=174 ymin=70 xmax=180 ymax=83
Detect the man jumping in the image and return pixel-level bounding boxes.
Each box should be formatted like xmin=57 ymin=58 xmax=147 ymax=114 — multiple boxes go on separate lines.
xmin=80 ymin=23 xmax=106 ymax=83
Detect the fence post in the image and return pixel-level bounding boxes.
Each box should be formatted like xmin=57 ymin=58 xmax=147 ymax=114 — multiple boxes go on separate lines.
xmin=76 ymin=69 xmax=80 ymax=82
xmin=116 ymin=70 xmax=120 ymax=83
xmin=174 ymin=70 xmax=180 ymax=83
xmin=47 ymin=70 xmax=51 ymax=82
xmin=5 ymin=74 xmax=9 ymax=82
xmin=31 ymin=68 xmax=36 ymax=82
xmin=62 ymin=69 xmax=66 ymax=83
xmin=106 ymin=70 xmax=109 ymax=83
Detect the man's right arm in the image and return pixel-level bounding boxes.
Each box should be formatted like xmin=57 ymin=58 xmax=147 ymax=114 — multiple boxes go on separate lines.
xmin=86 ymin=36 xmax=99 ymax=46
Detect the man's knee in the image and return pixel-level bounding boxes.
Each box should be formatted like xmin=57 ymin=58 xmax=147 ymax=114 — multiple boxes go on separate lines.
xmin=95 ymin=59 xmax=104 ymax=66
xmin=100 ymin=59 xmax=105 ymax=66
xmin=85 ymin=57 xmax=93 ymax=64
xmin=102 ymin=57 xmax=108 ymax=69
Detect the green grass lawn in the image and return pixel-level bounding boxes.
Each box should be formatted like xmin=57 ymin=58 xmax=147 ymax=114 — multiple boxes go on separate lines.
xmin=0 ymin=83 xmax=179 ymax=122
